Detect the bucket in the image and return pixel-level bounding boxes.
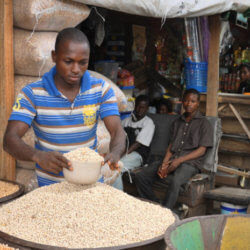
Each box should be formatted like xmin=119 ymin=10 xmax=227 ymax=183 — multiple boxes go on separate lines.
xmin=221 ymin=202 xmax=247 ymax=214
xmin=184 ymin=58 xmax=208 ymax=93
xmin=164 ymin=214 xmax=250 ymax=250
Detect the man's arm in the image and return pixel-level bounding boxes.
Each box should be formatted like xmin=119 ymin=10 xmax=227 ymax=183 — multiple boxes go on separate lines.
xmin=3 ymin=120 xmax=71 ymax=174
xmin=127 ymin=142 xmax=141 ymax=154
xmin=158 ymin=144 xmax=173 ymax=178
xmin=167 ymin=146 xmax=207 ymax=173
xmin=103 ymin=115 xmax=126 ymax=170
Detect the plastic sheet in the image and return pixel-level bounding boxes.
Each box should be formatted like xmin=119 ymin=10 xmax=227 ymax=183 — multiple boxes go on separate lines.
xmin=73 ymin=0 xmax=250 ymax=19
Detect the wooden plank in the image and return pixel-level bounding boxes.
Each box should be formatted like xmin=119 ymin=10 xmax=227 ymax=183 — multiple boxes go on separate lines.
xmin=219 ymin=152 xmax=250 ymax=171
xmin=221 ymin=117 xmax=250 ymax=136
xmin=206 ymin=15 xmax=221 ymax=117
xmin=200 ymin=93 xmax=250 ymax=105
xmin=218 ymin=104 xmax=227 ymax=112
xmin=0 ymin=0 xmax=15 ymax=180
xmin=219 ymin=138 xmax=250 ymax=154
xmin=215 ymin=173 xmax=239 ymax=187
xmin=229 ymin=103 xmax=250 ymax=139
xmin=217 ymin=165 xmax=250 ymax=178
xmin=200 ymin=101 xmax=250 ymax=119
xmin=204 ymin=186 xmax=250 ymax=205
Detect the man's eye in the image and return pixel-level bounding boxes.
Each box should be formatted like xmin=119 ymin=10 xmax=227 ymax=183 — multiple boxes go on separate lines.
xmin=65 ymin=61 xmax=71 ymax=64
xmin=80 ymin=61 xmax=87 ymax=65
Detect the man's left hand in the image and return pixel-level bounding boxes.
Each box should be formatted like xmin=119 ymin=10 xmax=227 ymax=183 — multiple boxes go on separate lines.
xmin=103 ymin=152 xmax=120 ymax=171
xmin=167 ymin=158 xmax=182 ymax=173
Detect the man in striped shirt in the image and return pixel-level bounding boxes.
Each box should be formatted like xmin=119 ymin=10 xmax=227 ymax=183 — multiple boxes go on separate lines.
xmin=3 ymin=28 xmax=126 ymax=187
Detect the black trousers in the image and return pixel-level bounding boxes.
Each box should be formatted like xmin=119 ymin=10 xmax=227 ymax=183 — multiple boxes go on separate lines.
xmin=134 ymin=160 xmax=199 ymax=209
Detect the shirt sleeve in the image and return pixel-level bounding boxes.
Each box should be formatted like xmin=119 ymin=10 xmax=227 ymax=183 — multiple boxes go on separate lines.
xmin=9 ymin=85 xmax=36 ymax=126
xmin=199 ymin=119 xmax=214 ymax=148
xmin=99 ymin=81 xmax=120 ymax=119
xmin=136 ymin=118 xmax=155 ymax=147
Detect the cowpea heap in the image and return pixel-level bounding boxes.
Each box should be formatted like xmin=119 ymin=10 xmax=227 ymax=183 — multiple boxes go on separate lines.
xmin=0 ymin=182 xmax=175 ymax=248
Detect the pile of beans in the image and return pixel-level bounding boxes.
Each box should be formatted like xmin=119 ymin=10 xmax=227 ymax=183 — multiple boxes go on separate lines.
xmin=64 ymin=147 xmax=103 ymax=162
xmin=0 ymin=243 xmax=16 ymax=250
xmin=0 ymin=181 xmax=19 ymax=199
xmin=0 ymin=182 xmax=175 ymax=248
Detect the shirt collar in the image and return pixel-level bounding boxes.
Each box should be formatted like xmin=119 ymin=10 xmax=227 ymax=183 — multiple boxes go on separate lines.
xmin=180 ymin=110 xmax=203 ymax=121
xmin=43 ymin=66 xmax=92 ymax=96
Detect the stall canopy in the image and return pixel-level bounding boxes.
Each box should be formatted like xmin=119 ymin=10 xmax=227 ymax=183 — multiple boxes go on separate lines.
xmin=73 ymin=0 xmax=250 ymax=18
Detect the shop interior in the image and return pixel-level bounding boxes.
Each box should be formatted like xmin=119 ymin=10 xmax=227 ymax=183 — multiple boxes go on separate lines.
xmin=77 ymin=8 xmax=250 ymax=115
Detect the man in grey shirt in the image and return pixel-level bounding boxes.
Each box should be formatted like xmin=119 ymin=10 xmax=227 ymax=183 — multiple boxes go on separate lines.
xmin=134 ymin=88 xmax=213 ymax=209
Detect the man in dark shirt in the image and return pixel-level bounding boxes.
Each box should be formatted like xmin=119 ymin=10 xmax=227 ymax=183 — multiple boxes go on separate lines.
xmin=134 ymin=88 xmax=213 ymax=209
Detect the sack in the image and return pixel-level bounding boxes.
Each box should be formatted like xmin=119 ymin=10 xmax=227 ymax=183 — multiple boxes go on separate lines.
xmin=13 ymin=0 xmax=90 ymax=31
xmin=96 ymin=120 xmax=110 ymax=154
xmin=16 ymin=167 xmax=38 ymax=193
xmin=89 ymin=70 xmax=128 ymax=112
xmin=14 ymin=28 xmax=56 ymax=76
xmin=101 ymin=161 xmax=123 ymax=185
xmin=15 ymin=75 xmax=41 ymax=97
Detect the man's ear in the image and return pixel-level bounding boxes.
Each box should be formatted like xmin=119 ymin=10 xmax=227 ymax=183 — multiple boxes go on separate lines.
xmin=51 ymin=50 xmax=56 ymax=63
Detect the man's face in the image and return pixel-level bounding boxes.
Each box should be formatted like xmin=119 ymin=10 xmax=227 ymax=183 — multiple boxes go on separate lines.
xmin=183 ymin=93 xmax=199 ymax=115
xmin=158 ymin=104 xmax=168 ymax=114
xmin=52 ymin=40 xmax=90 ymax=87
xmin=135 ymin=101 xmax=148 ymax=120
xmin=240 ymin=66 xmax=250 ymax=82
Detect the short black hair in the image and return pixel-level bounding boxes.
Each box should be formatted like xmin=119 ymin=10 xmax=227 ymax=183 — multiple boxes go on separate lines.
xmin=239 ymin=63 xmax=250 ymax=71
xmin=182 ymin=88 xmax=200 ymax=101
xmin=55 ymin=27 xmax=90 ymax=52
xmin=156 ymin=98 xmax=172 ymax=113
xmin=135 ymin=95 xmax=150 ymax=107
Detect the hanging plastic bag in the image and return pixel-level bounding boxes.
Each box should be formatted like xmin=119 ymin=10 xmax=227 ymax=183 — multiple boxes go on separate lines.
xmin=101 ymin=161 xmax=123 ymax=185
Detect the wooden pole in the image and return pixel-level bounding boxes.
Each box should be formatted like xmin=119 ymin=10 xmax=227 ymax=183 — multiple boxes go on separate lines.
xmin=0 ymin=0 xmax=15 ymax=180
xmin=206 ymin=15 xmax=221 ymax=117
xmin=229 ymin=103 xmax=250 ymax=139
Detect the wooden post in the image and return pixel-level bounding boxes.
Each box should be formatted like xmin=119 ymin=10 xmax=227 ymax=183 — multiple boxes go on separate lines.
xmin=206 ymin=15 xmax=221 ymax=117
xmin=0 ymin=0 xmax=15 ymax=180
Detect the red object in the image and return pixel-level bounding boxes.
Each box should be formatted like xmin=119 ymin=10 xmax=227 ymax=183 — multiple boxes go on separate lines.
xmin=117 ymin=75 xmax=134 ymax=87
xmin=118 ymin=69 xmax=131 ymax=78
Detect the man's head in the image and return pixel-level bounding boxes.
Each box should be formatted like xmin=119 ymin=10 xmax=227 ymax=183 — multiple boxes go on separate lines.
xmin=240 ymin=63 xmax=250 ymax=82
xmin=156 ymin=98 xmax=172 ymax=114
xmin=182 ymin=88 xmax=200 ymax=115
xmin=134 ymin=95 xmax=150 ymax=120
xmin=52 ymin=27 xmax=90 ymax=87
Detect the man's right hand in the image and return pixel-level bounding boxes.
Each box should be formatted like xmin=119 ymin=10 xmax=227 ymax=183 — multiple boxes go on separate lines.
xmin=157 ymin=161 xmax=171 ymax=179
xmin=32 ymin=151 xmax=72 ymax=174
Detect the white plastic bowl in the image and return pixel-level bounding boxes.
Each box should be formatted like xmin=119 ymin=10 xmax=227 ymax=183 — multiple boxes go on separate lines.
xmin=63 ymin=160 xmax=102 ymax=185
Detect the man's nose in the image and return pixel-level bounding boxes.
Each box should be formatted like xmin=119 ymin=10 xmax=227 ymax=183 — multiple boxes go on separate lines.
xmin=72 ymin=63 xmax=80 ymax=74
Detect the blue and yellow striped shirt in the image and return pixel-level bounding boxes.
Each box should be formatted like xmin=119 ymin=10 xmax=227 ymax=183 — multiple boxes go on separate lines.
xmin=10 ymin=67 xmax=119 ymax=186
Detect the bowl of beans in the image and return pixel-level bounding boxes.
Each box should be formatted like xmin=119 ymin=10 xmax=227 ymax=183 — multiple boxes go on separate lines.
xmin=63 ymin=147 xmax=104 ymax=185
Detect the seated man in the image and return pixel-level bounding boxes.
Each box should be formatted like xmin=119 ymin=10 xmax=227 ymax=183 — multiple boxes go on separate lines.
xmin=113 ymin=95 xmax=155 ymax=190
xmin=134 ymin=89 xmax=213 ymax=209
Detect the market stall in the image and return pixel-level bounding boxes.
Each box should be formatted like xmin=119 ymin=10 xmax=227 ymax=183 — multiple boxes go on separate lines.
xmin=0 ymin=0 xmax=249 ymax=206
xmin=0 ymin=0 xmax=250 ymax=249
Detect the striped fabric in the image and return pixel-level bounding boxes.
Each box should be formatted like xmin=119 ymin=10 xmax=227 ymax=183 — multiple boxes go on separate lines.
xmin=10 ymin=66 xmax=119 ymax=186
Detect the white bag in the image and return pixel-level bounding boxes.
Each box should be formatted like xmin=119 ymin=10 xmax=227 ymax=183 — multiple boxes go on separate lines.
xmin=89 ymin=70 xmax=129 ymax=112
xmin=14 ymin=29 xmax=56 ymax=76
xmin=14 ymin=0 xmax=90 ymax=31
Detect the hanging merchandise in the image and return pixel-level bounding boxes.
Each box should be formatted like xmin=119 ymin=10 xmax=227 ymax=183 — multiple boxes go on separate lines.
xmin=132 ymin=25 xmax=146 ymax=62
xmin=242 ymin=47 xmax=250 ymax=63
xmin=220 ymin=21 xmax=234 ymax=56
xmin=184 ymin=17 xmax=209 ymax=92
